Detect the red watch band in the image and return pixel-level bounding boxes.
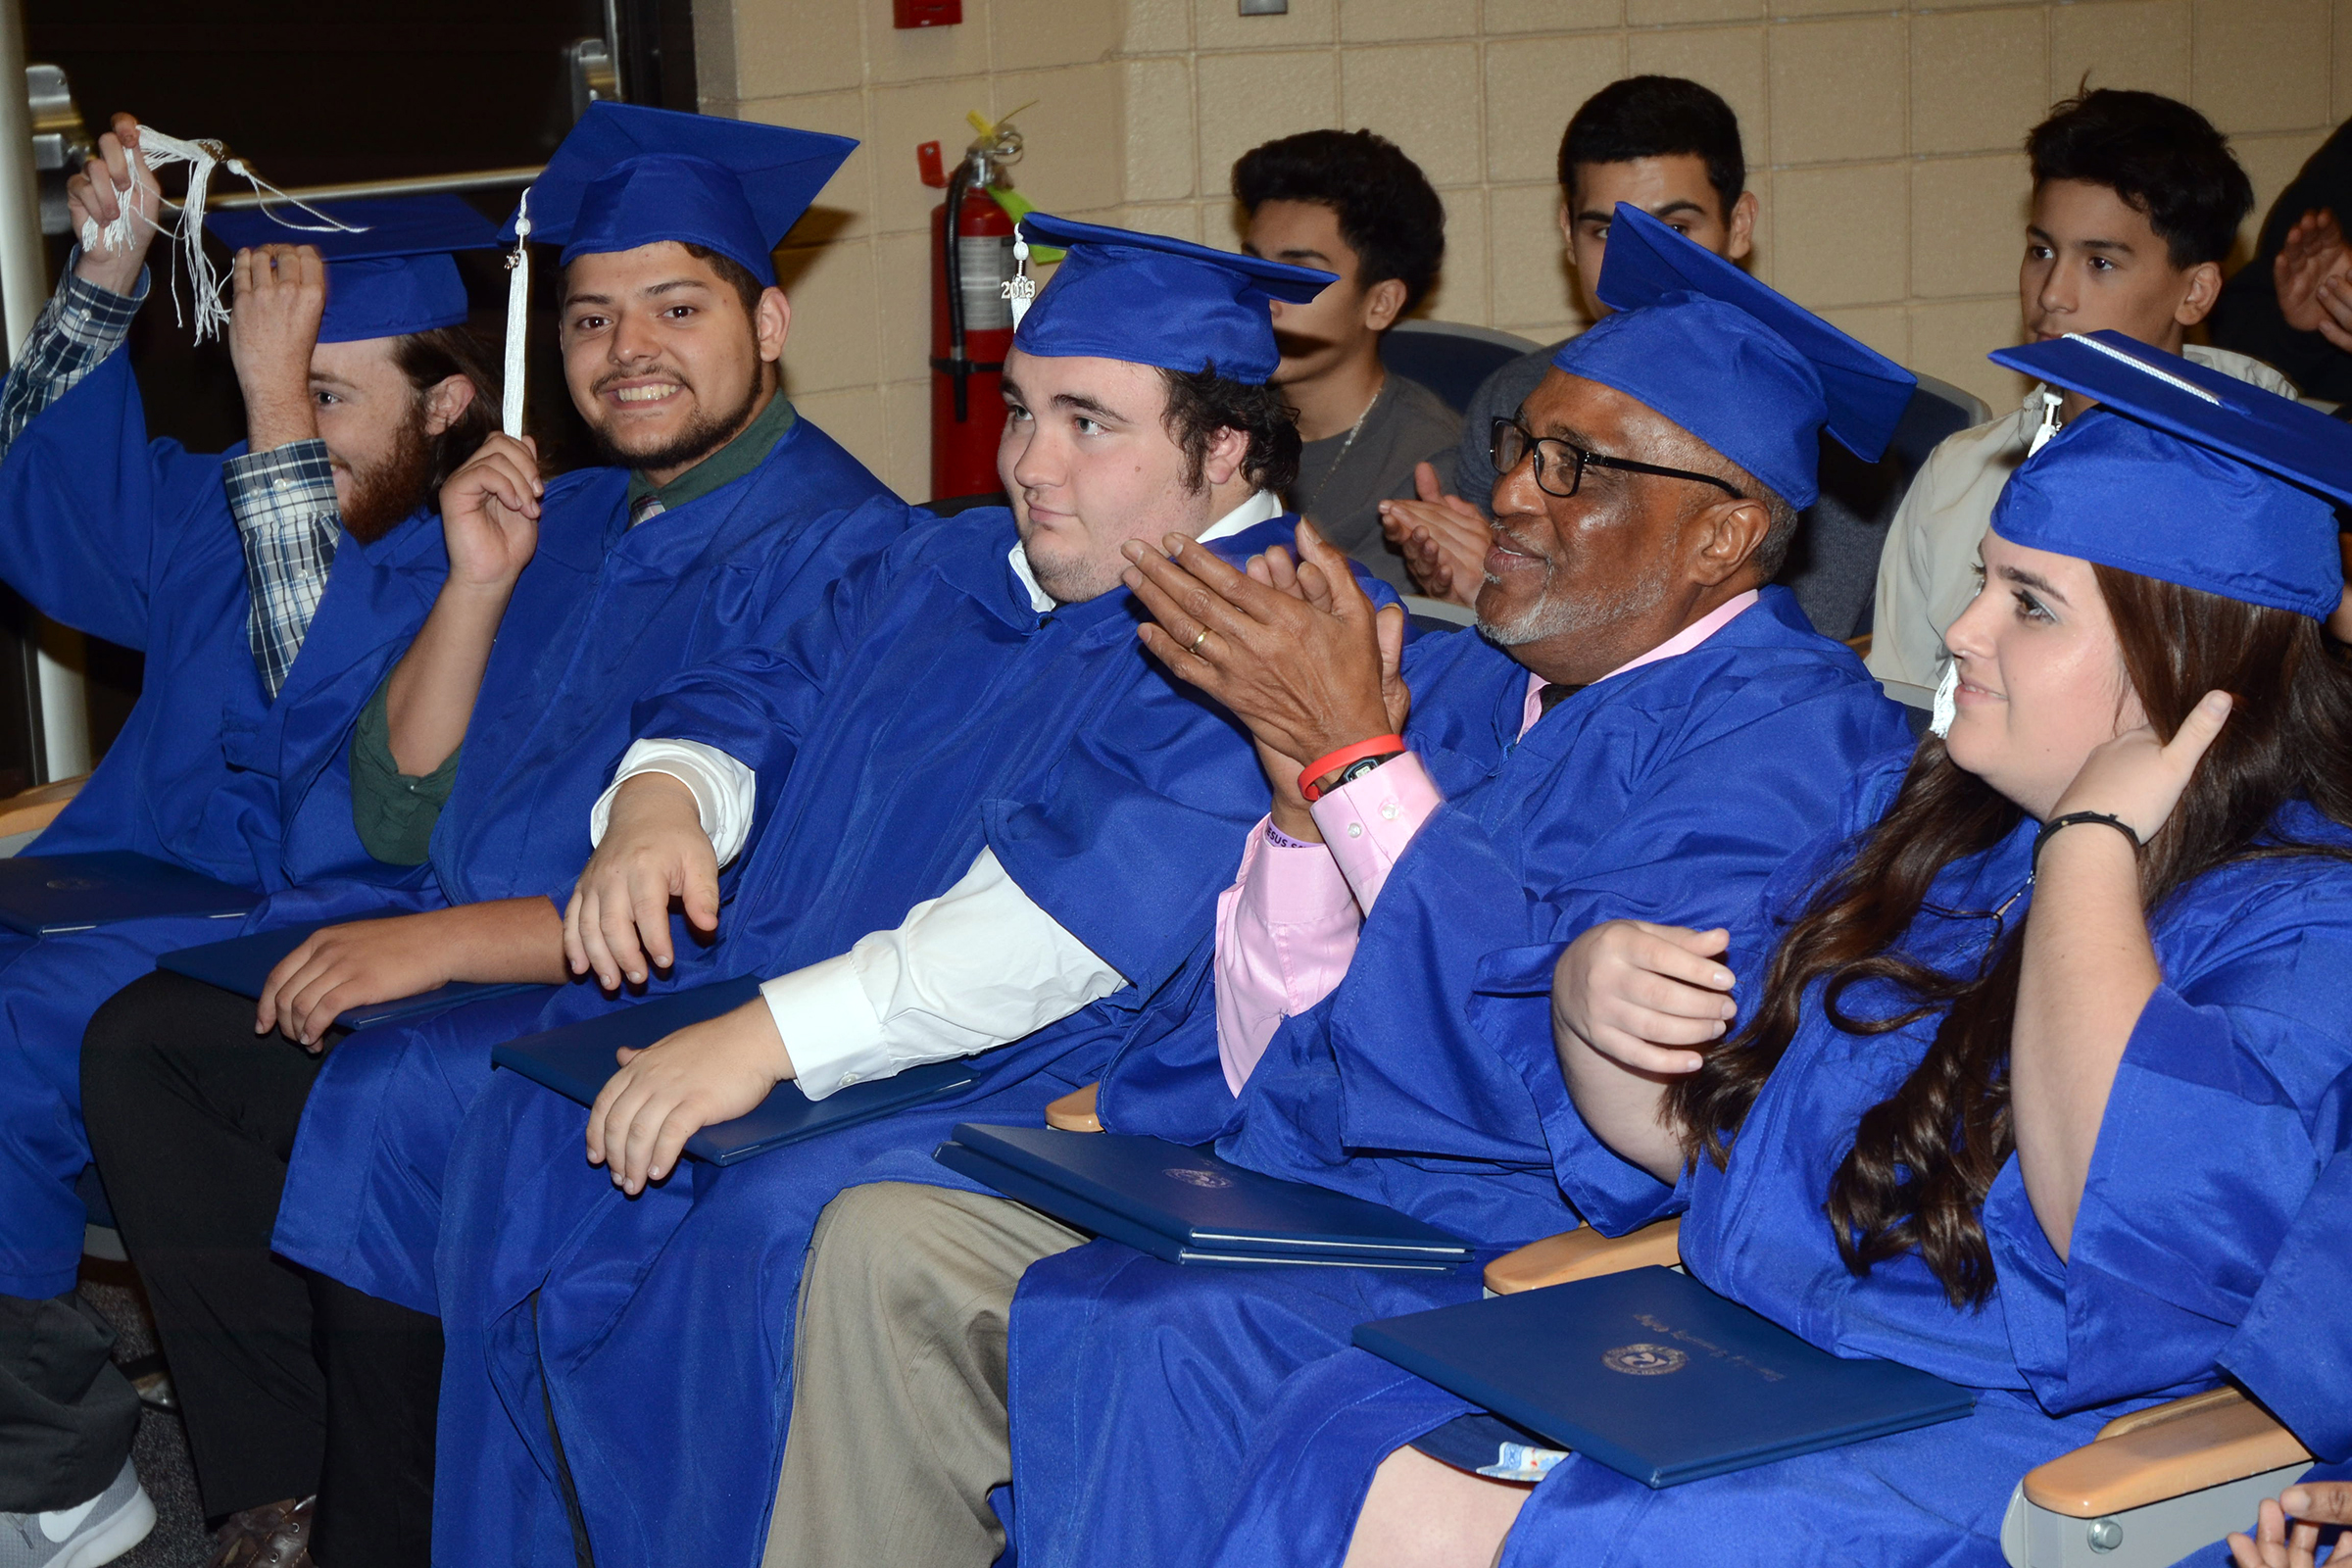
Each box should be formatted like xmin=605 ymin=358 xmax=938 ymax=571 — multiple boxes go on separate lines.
xmin=1298 ymin=733 xmax=1407 ymax=804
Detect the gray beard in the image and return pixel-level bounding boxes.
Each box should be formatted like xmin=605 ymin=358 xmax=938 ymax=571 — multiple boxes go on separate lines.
xmin=1477 ymin=554 xmax=1672 ymax=649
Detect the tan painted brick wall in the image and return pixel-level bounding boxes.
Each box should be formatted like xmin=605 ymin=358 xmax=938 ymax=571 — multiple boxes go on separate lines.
xmin=697 ymin=0 xmax=2350 ymax=501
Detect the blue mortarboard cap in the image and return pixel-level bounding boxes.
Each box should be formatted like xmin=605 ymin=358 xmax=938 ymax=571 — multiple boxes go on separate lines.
xmin=1988 ymin=331 xmax=2352 ymax=620
xmin=204 ymin=194 xmax=498 ymax=343
xmin=1552 ymin=203 xmax=1917 ymax=509
xmin=507 ymin=103 xmax=855 ymax=286
xmin=1011 ymin=214 xmax=1335 ymax=384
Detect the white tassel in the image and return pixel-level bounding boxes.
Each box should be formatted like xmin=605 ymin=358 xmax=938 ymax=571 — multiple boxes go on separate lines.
xmin=2027 ymin=387 xmax=2064 ymax=458
xmin=501 ymin=190 xmax=530 ymax=439
xmin=1929 ymin=660 xmax=1960 ymax=739
xmin=84 ymin=127 xmax=366 ymax=343
xmin=1004 ymin=228 xmax=1035 ymax=327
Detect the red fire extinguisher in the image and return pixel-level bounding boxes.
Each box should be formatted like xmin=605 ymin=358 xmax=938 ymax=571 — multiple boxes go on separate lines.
xmin=919 ymin=118 xmax=1024 ymax=502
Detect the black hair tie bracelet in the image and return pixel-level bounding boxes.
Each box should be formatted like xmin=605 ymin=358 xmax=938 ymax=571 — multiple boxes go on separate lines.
xmin=2032 ymin=810 xmax=2141 ymax=873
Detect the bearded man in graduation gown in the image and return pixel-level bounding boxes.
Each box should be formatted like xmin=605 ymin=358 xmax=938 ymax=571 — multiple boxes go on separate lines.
xmin=417 ymin=214 xmax=1380 ymax=1568
xmin=78 ymin=104 xmax=910 ymax=1568
xmin=0 ymin=115 xmax=502 ymax=1561
xmin=764 ymin=206 xmax=1923 ymax=1568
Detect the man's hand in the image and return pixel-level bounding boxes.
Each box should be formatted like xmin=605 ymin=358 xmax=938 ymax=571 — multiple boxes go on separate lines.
xmin=2277 ymin=209 xmax=2352 ymax=351
xmin=2230 ymin=1482 xmax=2352 ymax=1568
xmin=1551 ymin=920 xmax=1738 ymax=1079
xmin=67 ymin=115 xmax=162 ymax=298
xmin=439 ymin=433 xmax=543 ymax=592
xmin=1378 ymin=463 xmax=1490 ymax=608
xmin=228 ymin=245 xmax=327 ymax=452
xmin=565 ymin=772 xmax=720 ymax=989
xmin=254 ymin=900 xmax=565 ymax=1048
xmin=586 ymin=998 xmax=793 ymax=1193
xmin=1120 ymin=518 xmax=1407 ymax=771
xmin=256 ymin=911 xmax=464 ymax=1049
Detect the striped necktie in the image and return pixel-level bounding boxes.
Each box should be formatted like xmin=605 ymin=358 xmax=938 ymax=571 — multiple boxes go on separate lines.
xmin=629 ymin=492 xmax=665 ymax=527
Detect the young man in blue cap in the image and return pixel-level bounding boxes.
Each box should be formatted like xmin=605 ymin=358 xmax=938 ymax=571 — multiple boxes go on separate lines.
xmin=0 ymin=113 xmax=500 ymax=1568
xmin=764 ymin=204 xmax=1917 ymax=1568
xmin=77 ymin=102 xmax=908 ymax=1568
xmin=418 ymin=213 xmax=1353 ymax=1568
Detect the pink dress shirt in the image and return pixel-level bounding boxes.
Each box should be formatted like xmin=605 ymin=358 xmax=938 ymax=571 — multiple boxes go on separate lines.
xmin=1211 ymin=590 xmax=1760 ymax=1093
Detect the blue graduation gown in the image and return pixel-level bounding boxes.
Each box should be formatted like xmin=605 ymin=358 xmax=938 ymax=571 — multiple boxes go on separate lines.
xmin=1202 ymin=756 xmax=2352 ymax=1568
xmin=429 ymin=512 xmax=1349 ymax=1568
xmin=1003 ymin=588 xmax=1913 ymax=1567
xmin=0 ymin=350 xmax=449 ymax=1298
xmin=2164 ymin=1136 xmax=2352 ymax=1568
xmin=269 ymin=412 xmax=910 ymax=1313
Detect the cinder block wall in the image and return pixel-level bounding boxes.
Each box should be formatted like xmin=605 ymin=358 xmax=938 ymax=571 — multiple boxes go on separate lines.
xmin=695 ymin=0 xmax=2349 ymax=503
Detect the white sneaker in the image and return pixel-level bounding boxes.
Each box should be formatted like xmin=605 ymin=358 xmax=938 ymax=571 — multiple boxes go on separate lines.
xmin=0 ymin=1458 xmax=156 ymax=1568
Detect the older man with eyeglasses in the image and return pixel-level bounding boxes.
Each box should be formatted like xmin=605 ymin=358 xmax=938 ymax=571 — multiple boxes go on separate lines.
xmin=760 ymin=207 xmax=1921 ymax=1568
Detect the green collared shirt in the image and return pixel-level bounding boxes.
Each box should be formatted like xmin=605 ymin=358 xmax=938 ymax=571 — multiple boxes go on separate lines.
xmin=622 ymin=390 xmax=797 ymax=519
xmin=349 ymin=391 xmax=799 ymax=865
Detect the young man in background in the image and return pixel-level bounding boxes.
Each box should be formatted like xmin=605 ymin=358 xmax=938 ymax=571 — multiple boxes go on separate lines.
xmin=1866 ymin=88 xmax=2296 ymax=710
xmin=1234 ymin=128 xmax=1459 ymax=594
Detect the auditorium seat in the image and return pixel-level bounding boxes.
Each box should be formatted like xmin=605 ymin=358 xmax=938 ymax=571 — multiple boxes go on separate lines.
xmin=1380 ymin=320 xmax=1544 ymax=416
xmin=0 ymin=772 xmax=85 ymax=857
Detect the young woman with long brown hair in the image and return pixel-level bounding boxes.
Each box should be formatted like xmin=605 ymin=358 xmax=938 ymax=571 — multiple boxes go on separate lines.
xmin=1195 ymin=339 xmax=2352 ymax=1568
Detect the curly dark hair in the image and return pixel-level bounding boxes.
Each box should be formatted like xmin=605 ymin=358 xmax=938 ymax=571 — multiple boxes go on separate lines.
xmin=1558 ymin=75 xmax=1745 ymax=217
xmin=1158 ymin=365 xmax=1301 ymax=496
xmin=1233 ymin=128 xmax=1446 ymax=314
xmin=2028 ymin=88 xmax=2252 ymax=270
xmin=392 ymin=319 xmax=501 ymax=493
xmin=1665 ymin=568 xmax=2352 ymax=1306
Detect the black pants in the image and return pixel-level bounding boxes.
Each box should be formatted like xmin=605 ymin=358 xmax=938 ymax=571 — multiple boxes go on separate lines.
xmin=81 ymin=970 xmax=442 ymax=1567
xmin=0 ymin=1289 xmax=139 ymax=1512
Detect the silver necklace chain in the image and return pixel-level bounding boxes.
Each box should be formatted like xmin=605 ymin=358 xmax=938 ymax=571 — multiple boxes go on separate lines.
xmin=1313 ymin=372 xmax=1386 ymax=493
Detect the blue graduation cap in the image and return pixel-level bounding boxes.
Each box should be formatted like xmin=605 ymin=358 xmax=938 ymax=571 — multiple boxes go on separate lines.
xmin=506 ymin=103 xmax=855 ymax=286
xmin=1011 ymin=214 xmax=1335 ymax=385
xmin=1988 ymin=332 xmax=2352 ymax=620
xmin=1551 ymin=203 xmax=1917 ymax=510
xmin=205 ymin=194 xmax=498 ymax=343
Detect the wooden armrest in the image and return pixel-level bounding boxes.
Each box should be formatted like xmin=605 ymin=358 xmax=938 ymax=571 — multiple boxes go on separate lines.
xmin=1483 ymin=1217 xmax=1682 ymax=1295
xmin=2023 ymin=1387 xmax=2311 ymax=1518
xmin=1842 ymin=632 xmax=1873 ymax=660
xmin=1045 ymin=1082 xmax=1102 ymax=1133
xmin=0 ymin=774 xmax=85 ymax=840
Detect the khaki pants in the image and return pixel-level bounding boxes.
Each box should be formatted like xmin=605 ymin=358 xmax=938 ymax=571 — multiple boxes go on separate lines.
xmin=764 ymin=1181 xmax=1086 ymax=1568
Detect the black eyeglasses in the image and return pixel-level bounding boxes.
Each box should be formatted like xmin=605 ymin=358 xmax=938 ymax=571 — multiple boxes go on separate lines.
xmin=1491 ymin=416 xmax=1745 ymax=502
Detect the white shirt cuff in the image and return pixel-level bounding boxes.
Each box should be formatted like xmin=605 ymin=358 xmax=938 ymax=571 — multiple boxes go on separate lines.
xmin=757 ymin=847 xmax=1126 ymax=1102
xmin=588 ymin=738 xmax=758 ymax=866
xmin=760 ymin=954 xmax=891 ymax=1101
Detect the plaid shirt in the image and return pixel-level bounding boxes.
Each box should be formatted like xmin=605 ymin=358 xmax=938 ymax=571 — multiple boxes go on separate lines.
xmin=220 ymin=441 xmax=340 ymax=697
xmin=0 ymin=263 xmax=344 ymax=698
xmin=0 ymin=266 xmax=145 ymax=451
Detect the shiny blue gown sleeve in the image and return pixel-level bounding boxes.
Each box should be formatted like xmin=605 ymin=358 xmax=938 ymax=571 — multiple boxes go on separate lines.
xmin=0 ymin=351 xmax=219 ymax=648
xmin=1503 ymin=749 xmax=1915 ymax=1235
xmin=1987 ymin=866 xmax=2352 ymax=1415
xmin=2218 ymin=1128 xmax=2352 ymax=1461
xmin=621 ymin=530 xmax=915 ymax=789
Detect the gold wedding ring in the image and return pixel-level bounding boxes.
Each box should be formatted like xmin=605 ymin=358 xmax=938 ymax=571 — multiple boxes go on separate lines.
xmin=1190 ymin=625 xmax=1211 ymax=653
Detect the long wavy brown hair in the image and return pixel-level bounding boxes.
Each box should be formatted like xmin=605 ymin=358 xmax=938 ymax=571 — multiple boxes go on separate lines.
xmin=1665 ymin=565 xmax=2352 ymax=1305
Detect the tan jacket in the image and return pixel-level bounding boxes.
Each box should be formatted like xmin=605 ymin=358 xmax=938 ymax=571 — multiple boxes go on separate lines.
xmin=1864 ymin=345 xmax=2301 ymax=710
